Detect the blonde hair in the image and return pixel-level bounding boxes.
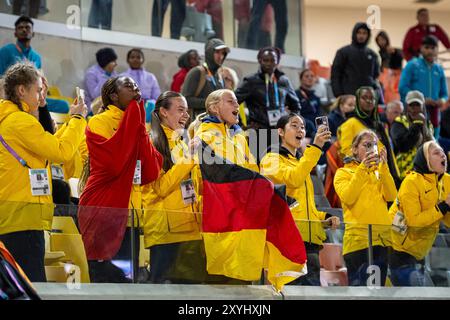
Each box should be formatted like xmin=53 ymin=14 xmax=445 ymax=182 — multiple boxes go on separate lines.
xmin=220 ymin=66 xmax=239 ymax=90
xmin=351 ymin=130 xmax=378 ymax=158
xmin=205 ymin=89 xmax=235 ymax=115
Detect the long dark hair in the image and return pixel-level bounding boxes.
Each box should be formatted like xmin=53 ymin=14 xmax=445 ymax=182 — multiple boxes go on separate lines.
xmin=151 ymin=91 xmax=184 ymax=172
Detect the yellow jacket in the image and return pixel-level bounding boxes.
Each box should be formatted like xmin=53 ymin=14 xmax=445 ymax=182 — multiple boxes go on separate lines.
xmin=389 ymin=172 xmax=450 ymax=260
xmin=142 ymin=125 xmax=202 ymax=248
xmin=260 ymin=145 xmax=328 ymax=246
xmin=195 ymin=119 xmax=259 ymax=172
xmin=87 ymin=105 xmax=144 ymax=223
xmin=0 ymin=100 xmax=86 ymax=234
xmin=334 ymin=161 xmax=397 ymax=255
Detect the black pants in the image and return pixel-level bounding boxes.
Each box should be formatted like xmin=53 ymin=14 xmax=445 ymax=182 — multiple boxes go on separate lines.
xmin=389 ymin=250 xmax=425 ymax=287
xmin=151 ymin=0 xmax=186 ymax=39
xmin=344 ymin=246 xmax=389 ymax=286
xmin=13 ymin=0 xmax=40 ymax=18
xmin=288 ymin=243 xmax=321 ymax=286
xmin=0 ymin=230 xmax=46 ymax=282
xmin=246 ymin=0 xmax=288 ymax=52
xmin=149 ymin=240 xmax=250 ymax=285
xmin=88 ymin=0 xmax=112 ymax=30
xmin=88 ymin=227 xmax=139 ymax=283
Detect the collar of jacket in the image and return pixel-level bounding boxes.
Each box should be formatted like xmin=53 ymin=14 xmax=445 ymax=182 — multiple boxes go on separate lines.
xmin=268 ymin=145 xmax=302 ymax=160
xmin=257 ymin=68 xmax=284 ymax=81
xmin=105 ymin=104 xmax=124 ymax=118
xmin=161 ymin=124 xmax=182 ymax=147
xmin=201 ymin=115 xmax=243 ymax=136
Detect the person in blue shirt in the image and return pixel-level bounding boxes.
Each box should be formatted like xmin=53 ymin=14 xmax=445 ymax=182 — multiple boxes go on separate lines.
xmin=0 ymin=16 xmax=42 ymax=76
xmin=399 ymin=35 xmax=448 ymax=139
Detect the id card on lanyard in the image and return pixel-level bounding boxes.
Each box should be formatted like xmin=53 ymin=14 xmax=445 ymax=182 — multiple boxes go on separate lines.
xmin=51 ymin=164 xmax=65 ymax=181
xmin=133 ymin=160 xmax=141 ymax=185
xmin=265 ymin=73 xmax=283 ymax=126
xmin=180 ymin=179 xmax=196 ymax=205
xmin=29 ymin=169 xmax=51 ymax=196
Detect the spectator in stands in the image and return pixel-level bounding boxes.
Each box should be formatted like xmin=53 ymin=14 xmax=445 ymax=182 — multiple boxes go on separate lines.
xmin=246 ymin=0 xmax=287 ymax=53
xmin=182 ymin=38 xmax=229 ymax=117
xmin=308 ymin=60 xmax=334 ymax=109
xmin=375 ymin=31 xmax=403 ymax=104
xmin=220 ymin=66 xmax=239 ymax=91
xmin=391 ymin=91 xmax=434 ymax=180
xmin=143 ymin=91 xmax=204 ymax=283
xmin=389 ymin=141 xmax=449 ymax=286
xmin=327 ymin=94 xmax=355 ymax=138
xmin=439 ymin=107 xmax=450 ymax=155
xmin=0 ymin=62 xmax=87 ymax=282
xmin=334 ymin=130 xmax=397 ymax=286
xmin=295 ymin=69 xmax=322 ymax=129
xmin=402 ymin=8 xmax=450 ymax=61
xmin=88 ymin=0 xmax=113 ymax=30
xmin=331 ymin=22 xmax=381 ymax=100
xmin=152 ymin=0 xmax=186 ymax=39
xmin=12 ymin=0 xmax=40 ymax=18
xmin=235 ymin=47 xmax=300 ymax=162
xmin=78 ymin=76 xmax=162 ymax=283
xmin=381 ymin=100 xmax=404 ymax=133
xmin=84 ymin=47 xmax=118 ymax=111
xmin=171 ymin=49 xmax=201 ymax=93
xmin=337 ymin=86 xmax=401 ymax=187
xmin=260 ymin=113 xmax=339 ymax=286
xmin=399 ymin=35 xmax=448 ymax=139
xmin=190 ymin=0 xmax=224 ymax=40
xmin=0 ymin=16 xmax=41 ymax=76
xmin=121 ymin=48 xmax=160 ymax=103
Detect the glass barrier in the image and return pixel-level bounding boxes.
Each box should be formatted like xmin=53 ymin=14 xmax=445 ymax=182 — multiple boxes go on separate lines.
xmin=1 ymin=201 xmax=448 ymax=290
xmin=0 ymin=0 xmax=302 ymax=56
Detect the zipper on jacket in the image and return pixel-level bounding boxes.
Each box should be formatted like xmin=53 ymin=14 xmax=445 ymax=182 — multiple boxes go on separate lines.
xmin=305 ymin=181 xmax=311 ymax=244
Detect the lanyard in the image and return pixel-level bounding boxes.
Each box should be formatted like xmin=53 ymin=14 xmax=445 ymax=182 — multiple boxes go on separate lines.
xmin=265 ymin=73 xmax=280 ymax=109
xmin=0 ymin=135 xmax=30 ymax=168
xmin=204 ymin=63 xmax=223 ymax=89
xmin=15 ymin=43 xmax=30 ymax=60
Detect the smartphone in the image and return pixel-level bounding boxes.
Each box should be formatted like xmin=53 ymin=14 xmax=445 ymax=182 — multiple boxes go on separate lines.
xmin=365 ymin=142 xmax=379 ymax=165
xmin=314 ymin=116 xmax=329 ymax=131
xmin=75 ymin=86 xmax=85 ymax=103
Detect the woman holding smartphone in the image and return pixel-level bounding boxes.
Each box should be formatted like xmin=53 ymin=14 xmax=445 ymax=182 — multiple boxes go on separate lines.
xmin=334 ymin=130 xmax=397 ymax=286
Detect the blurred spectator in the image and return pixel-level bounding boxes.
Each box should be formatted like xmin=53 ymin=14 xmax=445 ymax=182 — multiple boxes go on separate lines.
xmin=439 ymin=107 xmax=450 ymax=155
xmin=327 ymin=94 xmax=355 ymax=138
xmin=152 ymin=0 xmax=186 ymax=39
xmin=234 ymin=0 xmax=274 ymax=49
xmin=246 ymin=0 xmax=287 ymax=53
xmin=391 ymin=91 xmax=433 ymax=180
xmin=121 ymin=49 xmax=160 ymax=103
xmin=12 ymin=0 xmax=39 ymax=18
xmin=308 ymin=60 xmax=334 ymax=109
xmin=88 ymin=0 xmax=113 ymax=30
xmin=295 ymin=69 xmax=321 ymax=128
xmin=84 ymin=47 xmax=118 ymax=111
xmin=376 ymin=31 xmax=403 ymax=103
xmin=381 ymin=100 xmax=404 ymax=132
xmin=190 ymin=0 xmax=223 ymax=40
xmin=182 ymin=38 xmax=229 ymax=117
xmin=220 ymin=66 xmax=239 ymax=91
xmin=0 ymin=16 xmax=41 ymax=76
xmin=235 ymin=47 xmax=300 ymax=162
xmin=331 ymin=22 xmax=380 ymax=99
xmin=399 ymin=35 xmax=448 ymax=139
xmin=402 ymin=8 xmax=450 ymax=61
xmin=171 ymin=49 xmax=201 ymax=93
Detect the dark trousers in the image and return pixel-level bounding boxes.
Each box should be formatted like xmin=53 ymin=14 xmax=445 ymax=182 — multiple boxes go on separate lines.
xmin=88 ymin=227 xmax=139 ymax=283
xmin=389 ymin=250 xmax=425 ymax=287
xmin=151 ymin=0 xmax=186 ymax=39
xmin=246 ymin=0 xmax=288 ymax=52
xmin=13 ymin=0 xmax=40 ymax=18
xmin=343 ymin=246 xmax=389 ymax=286
xmin=0 ymin=230 xmax=46 ymax=282
xmin=288 ymin=244 xmax=321 ymax=286
xmin=88 ymin=0 xmax=113 ymax=30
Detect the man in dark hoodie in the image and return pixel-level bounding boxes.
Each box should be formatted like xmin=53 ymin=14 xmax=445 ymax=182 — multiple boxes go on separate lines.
xmin=182 ymin=38 xmax=229 ymax=117
xmin=171 ymin=49 xmax=201 ymax=93
xmin=331 ymin=22 xmax=381 ymax=98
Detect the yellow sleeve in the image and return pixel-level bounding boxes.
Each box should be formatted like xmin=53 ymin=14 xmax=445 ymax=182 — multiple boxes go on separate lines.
xmin=334 ymin=164 xmax=369 ymax=206
xmin=379 ymin=162 xmax=397 ymax=202
xmin=260 ymin=145 xmax=322 ymax=189
xmin=398 ymin=178 xmax=444 ymax=228
xmin=16 ymin=114 xmax=86 ymax=163
xmin=150 ymin=161 xmax=195 ymax=199
xmin=337 ymin=119 xmax=355 ymax=158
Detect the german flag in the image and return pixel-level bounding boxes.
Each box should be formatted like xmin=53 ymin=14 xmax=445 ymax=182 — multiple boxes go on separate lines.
xmin=199 ymin=142 xmax=307 ymax=291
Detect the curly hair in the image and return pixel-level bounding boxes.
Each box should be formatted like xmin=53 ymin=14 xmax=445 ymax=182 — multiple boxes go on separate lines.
xmin=3 ymin=62 xmax=41 ymax=111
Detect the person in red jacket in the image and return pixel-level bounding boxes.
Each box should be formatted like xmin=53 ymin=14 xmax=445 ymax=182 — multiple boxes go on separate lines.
xmin=171 ymin=49 xmax=201 ymax=93
xmin=402 ymin=8 xmax=450 ymax=61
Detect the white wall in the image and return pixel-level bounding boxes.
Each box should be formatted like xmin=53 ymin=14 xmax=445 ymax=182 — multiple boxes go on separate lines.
xmin=303 ymin=6 xmax=450 ymax=70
